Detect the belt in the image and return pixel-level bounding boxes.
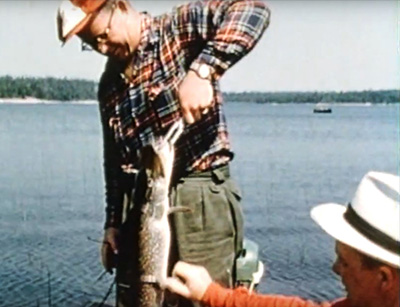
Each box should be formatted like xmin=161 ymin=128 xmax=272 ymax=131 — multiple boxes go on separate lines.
xmin=172 ymin=164 xmax=230 ymax=185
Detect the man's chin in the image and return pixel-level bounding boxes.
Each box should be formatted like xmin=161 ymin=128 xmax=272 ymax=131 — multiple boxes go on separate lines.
xmin=110 ymin=50 xmax=129 ymax=61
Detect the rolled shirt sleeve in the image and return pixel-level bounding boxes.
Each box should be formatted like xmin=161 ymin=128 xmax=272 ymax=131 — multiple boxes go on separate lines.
xmin=190 ymin=0 xmax=271 ymax=79
xmin=202 ymin=282 xmax=343 ymax=307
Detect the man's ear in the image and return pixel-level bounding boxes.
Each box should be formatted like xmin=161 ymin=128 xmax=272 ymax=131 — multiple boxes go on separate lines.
xmin=378 ymin=266 xmax=397 ymax=292
xmin=115 ymin=0 xmax=129 ymax=13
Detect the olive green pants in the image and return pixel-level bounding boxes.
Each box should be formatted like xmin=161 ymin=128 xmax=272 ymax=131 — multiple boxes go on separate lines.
xmin=116 ymin=165 xmax=244 ymax=307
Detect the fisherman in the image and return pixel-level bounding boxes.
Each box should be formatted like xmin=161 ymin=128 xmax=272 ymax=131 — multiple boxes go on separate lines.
xmin=166 ymin=171 xmax=400 ymax=307
xmin=56 ymin=0 xmax=270 ymax=305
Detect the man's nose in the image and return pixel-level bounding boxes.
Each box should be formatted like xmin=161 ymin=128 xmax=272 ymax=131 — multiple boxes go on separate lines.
xmin=97 ymin=42 xmax=108 ymax=55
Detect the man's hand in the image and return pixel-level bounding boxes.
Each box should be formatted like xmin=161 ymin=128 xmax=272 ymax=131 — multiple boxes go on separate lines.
xmin=101 ymin=227 xmax=119 ymax=274
xmin=178 ymin=70 xmax=213 ymax=124
xmin=165 ymin=261 xmax=213 ymax=301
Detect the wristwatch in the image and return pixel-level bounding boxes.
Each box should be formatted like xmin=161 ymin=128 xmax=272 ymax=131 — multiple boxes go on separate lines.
xmin=189 ymin=62 xmax=213 ymax=81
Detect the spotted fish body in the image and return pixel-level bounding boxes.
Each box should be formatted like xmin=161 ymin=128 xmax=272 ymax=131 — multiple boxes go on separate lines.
xmin=134 ymin=120 xmax=184 ymax=307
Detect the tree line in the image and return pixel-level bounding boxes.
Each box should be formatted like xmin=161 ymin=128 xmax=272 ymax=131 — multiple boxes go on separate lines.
xmin=0 ymin=76 xmax=398 ymax=103
xmin=0 ymin=76 xmax=97 ymax=101
xmin=223 ymin=90 xmax=399 ymax=104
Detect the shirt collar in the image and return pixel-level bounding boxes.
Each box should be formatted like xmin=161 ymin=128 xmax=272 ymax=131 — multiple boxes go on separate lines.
xmin=136 ymin=12 xmax=158 ymax=55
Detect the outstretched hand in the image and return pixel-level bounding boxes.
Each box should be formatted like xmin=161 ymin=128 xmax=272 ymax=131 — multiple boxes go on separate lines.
xmin=165 ymin=261 xmax=213 ymax=301
xmin=101 ymin=227 xmax=120 ymax=274
xmin=178 ymin=70 xmax=213 ymax=124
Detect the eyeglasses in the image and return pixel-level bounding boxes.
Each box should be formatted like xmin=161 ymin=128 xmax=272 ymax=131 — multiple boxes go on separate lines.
xmin=81 ymin=3 xmax=116 ymax=52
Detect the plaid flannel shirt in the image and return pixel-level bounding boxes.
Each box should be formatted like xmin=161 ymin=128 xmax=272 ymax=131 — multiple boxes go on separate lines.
xmin=98 ymin=0 xmax=270 ymax=228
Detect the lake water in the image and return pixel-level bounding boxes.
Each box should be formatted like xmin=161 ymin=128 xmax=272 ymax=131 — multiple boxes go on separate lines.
xmin=0 ymin=102 xmax=398 ymax=306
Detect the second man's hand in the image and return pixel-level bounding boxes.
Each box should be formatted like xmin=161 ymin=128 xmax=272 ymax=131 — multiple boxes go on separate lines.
xmin=165 ymin=261 xmax=213 ymax=301
xmin=178 ymin=70 xmax=214 ymax=124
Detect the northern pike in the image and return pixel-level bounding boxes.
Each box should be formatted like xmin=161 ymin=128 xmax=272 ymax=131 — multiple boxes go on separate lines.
xmin=130 ymin=119 xmax=184 ymax=306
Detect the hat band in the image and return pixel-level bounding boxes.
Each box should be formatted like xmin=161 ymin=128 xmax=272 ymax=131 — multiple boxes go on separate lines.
xmin=344 ymin=204 xmax=399 ymax=255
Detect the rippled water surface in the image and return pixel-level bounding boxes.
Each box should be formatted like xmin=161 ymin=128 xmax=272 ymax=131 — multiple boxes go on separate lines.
xmin=0 ymin=102 xmax=398 ymax=306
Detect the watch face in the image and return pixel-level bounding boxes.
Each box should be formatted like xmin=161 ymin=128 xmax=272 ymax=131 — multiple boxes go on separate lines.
xmin=198 ymin=64 xmax=211 ymax=79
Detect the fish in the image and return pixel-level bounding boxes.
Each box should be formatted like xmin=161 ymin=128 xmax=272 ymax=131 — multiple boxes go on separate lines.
xmin=130 ymin=119 xmax=185 ymax=306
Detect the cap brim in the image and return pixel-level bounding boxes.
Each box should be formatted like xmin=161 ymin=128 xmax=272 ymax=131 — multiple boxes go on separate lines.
xmin=62 ymin=13 xmax=94 ymax=43
xmin=311 ymin=203 xmax=400 ymax=268
xmin=60 ymin=0 xmax=107 ymax=44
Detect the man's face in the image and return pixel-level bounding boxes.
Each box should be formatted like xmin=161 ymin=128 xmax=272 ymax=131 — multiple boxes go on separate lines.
xmin=332 ymin=241 xmax=381 ymax=307
xmin=79 ymin=7 xmax=131 ymax=60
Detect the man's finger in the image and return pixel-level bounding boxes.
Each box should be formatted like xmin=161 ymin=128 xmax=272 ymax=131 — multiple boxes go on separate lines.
xmin=172 ymin=261 xmax=195 ymax=279
xmin=164 ymin=277 xmax=191 ymax=298
xmin=182 ymin=109 xmax=195 ymax=125
xmin=101 ymin=244 xmax=111 ymax=273
xmin=172 ymin=261 xmax=186 ymax=276
xmin=105 ymin=235 xmax=118 ymax=254
xmin=102 ymin=243 xmax=117 ymax=273
xmin=109 ymin=240 xmax=118 ymax=254
xmin=193 ymin=109 xmax=202 ymax=122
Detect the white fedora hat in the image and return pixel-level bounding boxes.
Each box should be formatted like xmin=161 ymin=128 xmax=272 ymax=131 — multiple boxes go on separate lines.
xmin=57 ymin=0 xmax=107 ymax=44
xmin=311 ymin=171 xmax=400 ymax=268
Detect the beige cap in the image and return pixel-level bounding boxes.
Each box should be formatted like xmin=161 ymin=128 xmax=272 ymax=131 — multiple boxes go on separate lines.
xmin=57 ymin=0 xmax=107 ymax=44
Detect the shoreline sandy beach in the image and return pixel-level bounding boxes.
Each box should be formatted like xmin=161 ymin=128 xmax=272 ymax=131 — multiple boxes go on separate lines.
xmin=0 ymin=97 xmax=97 ymax=104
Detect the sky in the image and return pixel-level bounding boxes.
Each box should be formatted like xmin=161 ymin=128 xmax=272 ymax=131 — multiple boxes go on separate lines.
xmin=0 ymin=0 xmax=399 ymax=92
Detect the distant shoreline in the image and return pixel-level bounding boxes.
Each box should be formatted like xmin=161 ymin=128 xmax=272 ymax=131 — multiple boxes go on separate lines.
xmin=0 ymin=97 xmax=395 ymax=106
xmin=2 ymin=76 xmax=398 ymax=103
xmin=0 ymin=97 xmax=53 ymax=104
xmin=0 ymin=97 xmax=97 ymax=104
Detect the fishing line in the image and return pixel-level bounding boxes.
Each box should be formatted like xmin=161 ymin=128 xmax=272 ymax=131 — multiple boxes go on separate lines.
xmin=97 ymin=278 xmax=116 ymax=307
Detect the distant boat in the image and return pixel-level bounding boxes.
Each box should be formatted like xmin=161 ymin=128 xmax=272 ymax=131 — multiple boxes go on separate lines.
xmin=313 ymin=103 xmax=332 ymax=113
